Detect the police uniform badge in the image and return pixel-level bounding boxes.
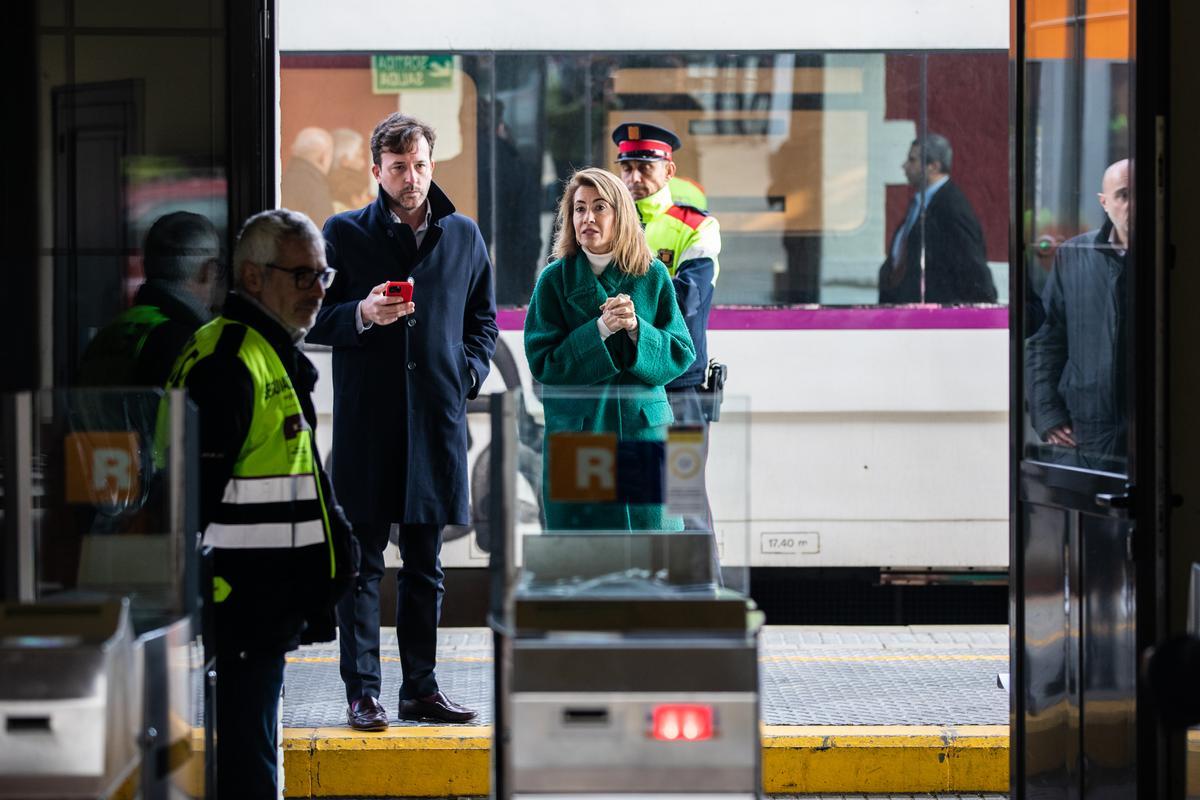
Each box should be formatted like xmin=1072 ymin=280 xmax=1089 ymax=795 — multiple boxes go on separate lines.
xmin=657 ymin=248 xmax=674 ymax=267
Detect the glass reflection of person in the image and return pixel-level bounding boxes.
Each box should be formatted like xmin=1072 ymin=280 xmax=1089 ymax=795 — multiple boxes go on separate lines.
xmin=329 ymin=128 xmax=373 ymax=213
xmin=524 ymin=168 xmax=695 ymax=532
xmin=1026 ymin=159 xmax=1130 ymax=467
xmin=878 ymin=134 xmax=998 ymax=304
xmin=281 ymin=127 xmax=335 ymax=228
xmin=77 ymin=211 xmax=222 ymax=387
xmin=478 ymin=99 xmax=541 ymax=305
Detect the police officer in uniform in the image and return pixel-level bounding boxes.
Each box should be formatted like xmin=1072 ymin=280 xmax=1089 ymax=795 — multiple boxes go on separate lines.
xmin=165 ymin=208 xmax=354 ymax=798
xmin=613 ymin=122 xmax=721 ymax=533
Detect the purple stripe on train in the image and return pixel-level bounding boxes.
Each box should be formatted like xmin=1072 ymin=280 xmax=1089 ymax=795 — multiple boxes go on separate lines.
xmin=496 ymin=306 xmax=1009 ymax=331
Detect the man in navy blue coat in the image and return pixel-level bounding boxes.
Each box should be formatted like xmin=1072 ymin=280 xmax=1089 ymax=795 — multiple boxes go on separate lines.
xmin=308 ymin=113 xmax=498 ymax=730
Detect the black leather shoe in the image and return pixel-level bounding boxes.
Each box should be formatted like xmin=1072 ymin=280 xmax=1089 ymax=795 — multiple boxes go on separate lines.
xmin=398 ymin=691 xmax=478 ymax=723
xmin=347 ymin=696 xmax=389 ymax=731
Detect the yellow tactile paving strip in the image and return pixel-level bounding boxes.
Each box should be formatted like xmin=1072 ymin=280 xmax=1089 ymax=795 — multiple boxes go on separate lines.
xmin=278 ymin=725 xmax=1009 ymax=797
xmin=274 ymin=626 xmax=1010 ymax=796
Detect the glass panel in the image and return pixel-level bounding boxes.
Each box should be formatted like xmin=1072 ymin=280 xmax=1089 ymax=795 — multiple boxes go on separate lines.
xmin=24 ymin=389 xmax=199 ymax=633
xmin=43 ymin=31 xmax=226 ymax=384
xmin=1022 ymin=0 xmax=1132 ymax=474
xmin=510 ymin=388 xmax=750 ymax=599
xmin=491 ymin=54 xmax=553 ymax=306
xmin=1080 ymin=511 xmax=1136 ymax=794
xmin=1022 ymin=501 xmax=1072 ymax=797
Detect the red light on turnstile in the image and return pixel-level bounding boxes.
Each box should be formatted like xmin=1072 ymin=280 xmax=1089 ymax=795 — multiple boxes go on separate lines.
xmin=650 ymin=704 xmax=714 ymax=741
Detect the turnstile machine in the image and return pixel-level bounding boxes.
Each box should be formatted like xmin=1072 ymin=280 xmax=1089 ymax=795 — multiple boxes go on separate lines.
xmin=1 ymin=389 xmax=204 ymax=799
xmin=503 ymin=535 xmax=762 ymax=800
xmin=0 ymin=600 xmax=140 ymax=799
xmin=486 ymin=389 xmax=760 ymax=799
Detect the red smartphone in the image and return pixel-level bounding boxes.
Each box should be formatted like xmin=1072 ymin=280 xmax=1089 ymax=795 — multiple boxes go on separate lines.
xmin=383 ymin=280 xmax=414 ymax=303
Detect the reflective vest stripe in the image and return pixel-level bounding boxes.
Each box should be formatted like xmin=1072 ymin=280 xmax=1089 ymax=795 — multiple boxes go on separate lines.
xmin=221 ymin=474 xmax=319 ymax=505
xmin=202 ymin=519 xmax=326 ymax=549
xmin=211 ymin=499 xmax=323 ymax=526
xmin=166 ymin=316 xmax=336 ymax=572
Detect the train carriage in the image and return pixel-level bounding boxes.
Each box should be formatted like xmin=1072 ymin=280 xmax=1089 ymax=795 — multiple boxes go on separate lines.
xmin=280 ymin=0 xmax=1011 ymax=613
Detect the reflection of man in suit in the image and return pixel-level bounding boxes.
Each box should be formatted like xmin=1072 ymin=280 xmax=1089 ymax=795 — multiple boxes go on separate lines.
xmin=329 ymin=128 xmax=373 ymax=213
xmin=878 ymin=134 xmax=997 ymax=304
xmin=281 ymin=127 xmax=335 ymax=229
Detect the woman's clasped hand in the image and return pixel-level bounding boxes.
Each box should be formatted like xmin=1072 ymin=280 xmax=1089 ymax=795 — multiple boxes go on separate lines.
xmin=600 ymin=293 xmax=638 ymax=333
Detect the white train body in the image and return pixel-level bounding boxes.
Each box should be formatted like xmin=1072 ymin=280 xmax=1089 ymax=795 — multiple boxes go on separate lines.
xmin=288 ymin=0 xmax=1010 ymax=572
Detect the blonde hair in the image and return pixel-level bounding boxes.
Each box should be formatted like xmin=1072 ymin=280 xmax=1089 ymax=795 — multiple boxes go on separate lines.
xmin=551 ymin=167 xmax=652 ymax=277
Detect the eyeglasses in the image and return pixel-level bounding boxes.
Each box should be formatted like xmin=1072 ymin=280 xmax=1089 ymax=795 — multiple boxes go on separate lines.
xmin=263 ymin=262 xmax=337 ymax=290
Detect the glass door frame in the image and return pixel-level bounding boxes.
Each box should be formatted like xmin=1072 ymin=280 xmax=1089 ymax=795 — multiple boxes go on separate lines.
xmin=1009 ymin=0 xmax=1170 ymax=796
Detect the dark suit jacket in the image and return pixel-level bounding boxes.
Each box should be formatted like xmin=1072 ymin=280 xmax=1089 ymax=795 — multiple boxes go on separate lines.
xmin=308 ymin=184 xmax=498 ymax=525
xmin=878 ymin=179 xmax=998 ymax=304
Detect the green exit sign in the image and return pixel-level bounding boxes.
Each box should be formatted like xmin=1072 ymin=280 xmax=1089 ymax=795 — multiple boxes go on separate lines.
xmin=371 ymin=54 xmax=454 ymax=93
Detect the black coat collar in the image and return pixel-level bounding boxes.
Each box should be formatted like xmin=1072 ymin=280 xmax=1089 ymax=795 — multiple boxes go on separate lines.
xmin=134 ymin=281 xmax=209 ymax=327
xmin=224 ymin=292 xmax=320 ymax=396
xmin=222 ymin=291 xmax=291 ymax=348
xmin=367 ymin=180 xmax=456 ymax=235
xmin=1092 ymin=218 xmax=1125 ymax=256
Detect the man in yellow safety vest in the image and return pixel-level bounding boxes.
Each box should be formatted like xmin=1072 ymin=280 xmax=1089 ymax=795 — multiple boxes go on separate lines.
xmin=165 ymin=208 xmax=355 ymax=799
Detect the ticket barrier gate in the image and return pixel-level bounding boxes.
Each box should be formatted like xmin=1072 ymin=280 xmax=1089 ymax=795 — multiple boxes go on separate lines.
xmin=485 ymin=384 xmax=760 ymax=799
xmin=504 ymin=534 xmax=763 ymax=800
xmin=1 ymin=390 xmax=204 ymax=799
xmin=0 ymin=600 xmax=140 ymax=798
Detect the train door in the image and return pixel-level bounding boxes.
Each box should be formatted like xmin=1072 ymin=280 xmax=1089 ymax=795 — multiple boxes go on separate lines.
xmin=1011 ymin=0 xmax=1167 ymax=797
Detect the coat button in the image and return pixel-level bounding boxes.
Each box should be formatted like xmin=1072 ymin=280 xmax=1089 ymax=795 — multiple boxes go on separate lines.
xmin=407 ymin=360 xmax=416 ymax=370
xmin=407 ymin=317 xmax=416 ymax=327
xmin=387 ymin=229 xmax=394 ymax=238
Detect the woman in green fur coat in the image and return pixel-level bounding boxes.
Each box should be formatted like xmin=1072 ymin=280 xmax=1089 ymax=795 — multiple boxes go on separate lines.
xmin=525 ymin=167 xmax=696 ymax=532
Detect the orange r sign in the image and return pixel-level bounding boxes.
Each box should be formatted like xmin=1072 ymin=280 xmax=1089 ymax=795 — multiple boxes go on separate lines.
xmin=64 ymin=431 xmax=141 ymax=506
xmin=547 ymin=431 xmax=617 ymax=502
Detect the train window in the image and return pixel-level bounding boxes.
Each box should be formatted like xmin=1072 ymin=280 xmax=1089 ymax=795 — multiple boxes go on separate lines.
xmin=279 ymin=54 xmax=489 ymax=236
xmin=280 ymin=50 xmax=1008 ymax=308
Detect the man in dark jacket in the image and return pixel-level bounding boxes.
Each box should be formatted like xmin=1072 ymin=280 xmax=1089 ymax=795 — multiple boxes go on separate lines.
xmin=878 ymin=134 xmax=998 ymax=304
xmin=1026 ymin=159 xmax=1130 ymax=468
xmin=78 ymin=211 xmax=222 ymax=386
xmin=308 ymin=113 xmax=498 ymax=730
xmin=166 ymin=208 xmax=354 ymax=798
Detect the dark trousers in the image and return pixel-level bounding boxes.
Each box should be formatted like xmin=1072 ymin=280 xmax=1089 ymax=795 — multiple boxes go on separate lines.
xmin=215 ymin=650 xmax=285 ymax=800
xmin=338 ymin=521 xmax=444 ymax=703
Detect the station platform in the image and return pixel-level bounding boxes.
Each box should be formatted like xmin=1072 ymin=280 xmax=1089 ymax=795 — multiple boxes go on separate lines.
xmin=275 ymin=625 xmax=1010 ymax=798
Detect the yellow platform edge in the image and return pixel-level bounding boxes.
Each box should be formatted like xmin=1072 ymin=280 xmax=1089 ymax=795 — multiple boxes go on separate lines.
xmin=277 ymin=724 xmax=1010 ymax=797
